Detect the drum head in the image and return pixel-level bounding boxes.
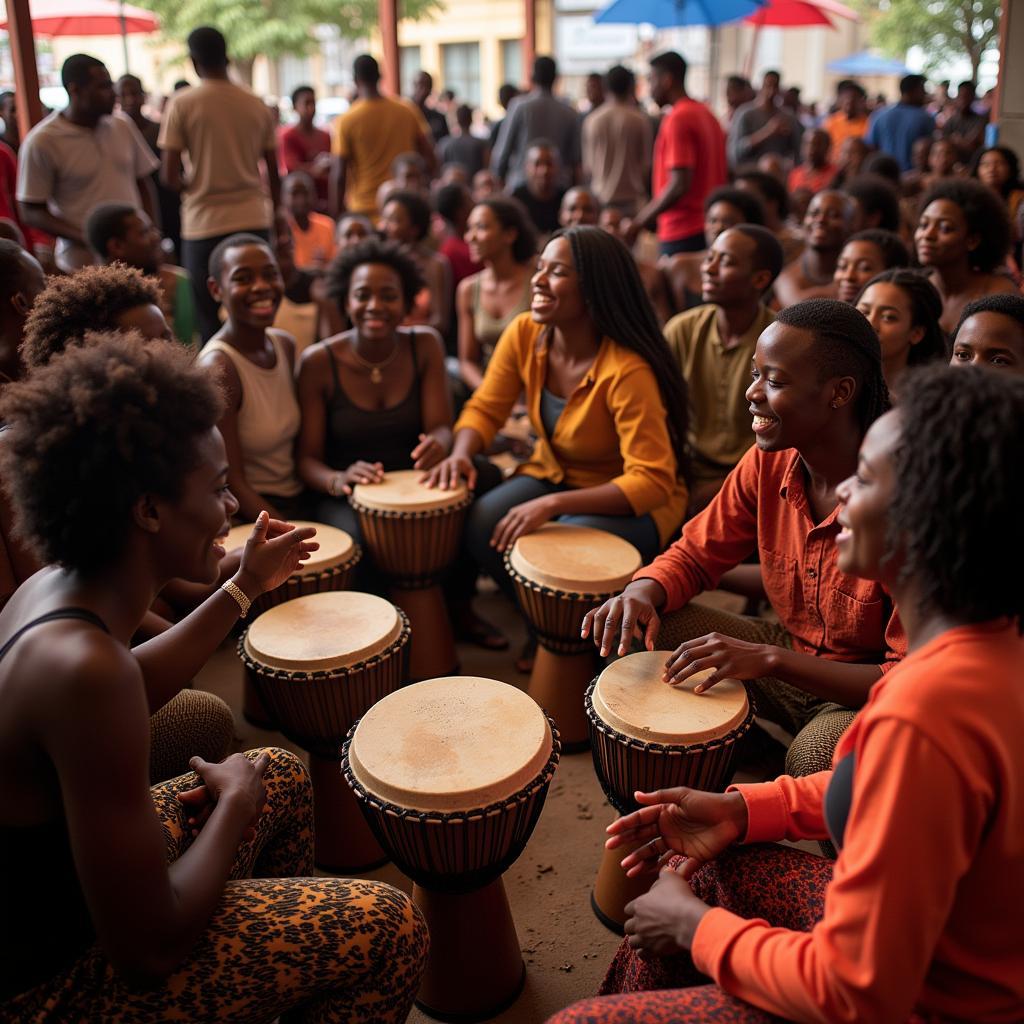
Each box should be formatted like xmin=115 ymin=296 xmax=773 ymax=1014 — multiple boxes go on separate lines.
xmin=508 ymin=523 xmax=642 ymax=594
xmin=348 ymin=676 xmax=553 ymax=812
xmin=224 ymin=521 xmax=355 ymax=575
xmin=352 ymin=469 xmax=467 ymax=512
xmin=592 ymin=651 xmax=748 ymax=744
xmin=243 ymin=591 xmax=401 ymax=672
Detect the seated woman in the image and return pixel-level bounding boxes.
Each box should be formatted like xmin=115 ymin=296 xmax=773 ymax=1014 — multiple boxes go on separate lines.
xmin=427 ymin=225 xmax=690 ymax=658
xmin=554 ymin=365 xmax=1024 ymax=1024
xmin=200 ymin=233 xmax=307 ymax=524
xmin=855 ymin=268 xmax=947 ymax=396
xmin=583 ymin=299 xmax=904 ymax=778
xmin=950 ymin=292 xmax=1024 ymax=375
xmin=971 ymin=145 xmax=1024 ymax=246
xmin=915 ymin=178 xmax=1016 ymax=335
xmin=832 ymin=228 xmax=909 ymax=304
xmin=0 ymin=334 xmax=428 ymax=1021
xmin=456 ymin=196 xmax=537 ymax=393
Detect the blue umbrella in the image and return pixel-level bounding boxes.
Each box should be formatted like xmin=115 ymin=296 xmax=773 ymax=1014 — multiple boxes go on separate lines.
xmin=826 ymin=50 xmax=913 ymax=76
xmin=595 ymin=0 xmax=765 ymax=28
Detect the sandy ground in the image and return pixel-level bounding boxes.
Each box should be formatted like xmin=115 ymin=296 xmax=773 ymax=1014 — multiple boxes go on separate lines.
xmin=196 ymin=584 xmax=784 ymax=1024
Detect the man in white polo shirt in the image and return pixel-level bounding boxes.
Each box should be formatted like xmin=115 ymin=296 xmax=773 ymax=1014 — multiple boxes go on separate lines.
xmin=17 ymin=54 xmax=158 ymax=272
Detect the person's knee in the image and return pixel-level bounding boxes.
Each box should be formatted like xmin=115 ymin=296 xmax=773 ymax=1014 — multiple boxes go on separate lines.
xmin=249 ymin=747 xmax=312 ymax=801
xmin=784 ymin=711 xmax=854 ymax=777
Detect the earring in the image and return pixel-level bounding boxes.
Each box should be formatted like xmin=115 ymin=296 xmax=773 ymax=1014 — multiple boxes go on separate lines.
xmin=830 ymin=400 xmax=840 ymax=409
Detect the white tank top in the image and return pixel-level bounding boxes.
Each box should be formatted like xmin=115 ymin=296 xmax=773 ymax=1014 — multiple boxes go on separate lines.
xmin=200 ymin=330 xmax=303 ymax=498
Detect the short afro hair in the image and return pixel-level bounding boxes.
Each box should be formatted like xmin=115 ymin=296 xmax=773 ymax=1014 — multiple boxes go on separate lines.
xmin=85 ymin=201 xmax=136 ymax=258
xmin=919 ymin=179 xmax=1012 ymax=274
xmin=888 ymin=365 xmax=1024 ymax=628
xmin=188 ymin=26 xmax=228 ymax=69
xmin=381 ymin=189 xmax=432 ymax=242
xmin=208 ymin=232 xmax=275 ymax=282
xmin=846 ymin=229 xmax=910 ymax=270
xmin=704 ymin=185 xmax=765 ymax=225
xmin=649 ymin=50 xmax=687 ymax=85
xmin=734 ymin=168 xmax=789 ymax=220
xmin=434 ymin=182 xmax=472 ymax=224
xmin=857 ymin=268 xmax=947 ymax=367
xmin=21 ymin=264 xmax=162 ymax=370
xmin=776 ymin=298 xmax=890 ymax=434
xmin=0 ymin=332 xmax=222 ymax=575
xmin=861 ymin=152 xmax=901 ymax=185
xmin=324 ymin=237 xmax=424 ymax=314
xmin=731 ymin=224 xmax=784 ymax=284
xmin=953 ymin=292 xmax=1024 ymax=339
xmin=61 ymin=53 xmax=104 ymax=90
xmin=844 ymin=174 xmax=901 ymax=233
xmin=475 ymin=196 xmax=538 ymax=264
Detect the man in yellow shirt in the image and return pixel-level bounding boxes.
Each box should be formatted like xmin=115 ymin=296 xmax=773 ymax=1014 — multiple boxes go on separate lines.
xmin=664 ymin=224 xmax=783 ymax=512
xmin=329 ymin=54 xmax=435 ymax=217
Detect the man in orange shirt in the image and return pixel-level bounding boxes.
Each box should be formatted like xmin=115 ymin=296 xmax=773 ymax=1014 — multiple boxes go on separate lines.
xmin=786 ymin=129 xmax=836 ymax=198
xmin=821 ymin=79 xmax=869 ymax=156
xmin=281 ymin=171 xmax=335 ymax=271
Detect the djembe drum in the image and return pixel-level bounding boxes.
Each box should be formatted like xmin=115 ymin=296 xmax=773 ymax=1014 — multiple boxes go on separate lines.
xmin=343 ymin=676 xmax=561 ymax=1022
xmin=505 ymin=523 xmax=641 ymax=750
xmin=585 ymin=650 xmax=754 ymax=932
xmin=239 ymin=591 xmax=410 ymax=871
xmin=224 ymin=521 xmax=361 ymax=728
xmin=350 ymin=471 xmax=471 ymax=681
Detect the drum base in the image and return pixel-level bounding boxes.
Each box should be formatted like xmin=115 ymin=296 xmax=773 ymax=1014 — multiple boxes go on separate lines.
xmin=591 ymin=835 xmax=656 ymax=935
xmin=242 ymin=676 xmax=276 ymax=730
xmin=309 ymin=755 xmax=389 ymax=873
xmin=413 ymin=878 xmax=526 ymax=1022
xmin=528 ymin=646 xmax=595 ymax=752
xmin=390 ymin=585 xmax=458 ymax=682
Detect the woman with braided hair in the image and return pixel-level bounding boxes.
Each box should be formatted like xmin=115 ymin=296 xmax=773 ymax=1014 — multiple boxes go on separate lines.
xmin=584 ymin=299 xmax=904 ymax=781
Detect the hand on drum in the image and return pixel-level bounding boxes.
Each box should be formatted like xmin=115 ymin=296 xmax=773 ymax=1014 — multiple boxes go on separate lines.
xmin=340 ymin=460 xmax=385 ymax=495
xmin=581 ymin=579 xmax=666 ymax=657
xmin=236 ymin=512 xmax=318 ymax=597
xmin=623 ymin=869 xmax=709 ymax=955
xmin=606 ymin=787 xmax=748 ymax=880
xmin=184 ymin=752 xmax=272 ymax=843
xmin=410 ymin=433 xmax=446 ymax=472
xmin=422 ymin=453 xmax=477 ymax=491
xmin=663 ymin=632 xmax=776 ymax=690
xmin=490 ymin=495 xmax=558 ymax=552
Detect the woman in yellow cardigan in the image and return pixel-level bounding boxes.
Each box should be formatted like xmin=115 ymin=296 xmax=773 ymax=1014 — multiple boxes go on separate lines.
xmin=427 ymin=225 xmax=691 ymax=656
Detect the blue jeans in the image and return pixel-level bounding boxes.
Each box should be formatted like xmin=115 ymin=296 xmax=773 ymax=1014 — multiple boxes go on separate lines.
xmin=466 ymin=475 xmax=661 ymax=606
xmin=659 ymin=231 xmax=706 ymax=257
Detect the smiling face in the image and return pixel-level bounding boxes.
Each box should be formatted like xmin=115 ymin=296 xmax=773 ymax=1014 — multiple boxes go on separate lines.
xmin=834 ymin=240 xmax=887 ymax=304
xmin=856 ymin=282 xmax=924 ymax=375
xmin=915 ymin=198 xmax=975 ymax=269
xmin=950 ymin=311 xmax=1024 ymax=374
xmin=560 ymin=188 xmax=600 ymax=228
xmin=804 ymin=191 xmax=852 ymax=252
xmin=530 ymin=236 xmax=586 ymax=327
xmin=346 ymin=262 xmax=406 ymax=342
xmin=378 ymin=199 xmax=416 ymax=245
xmin=835 ymin=409 xmax=901 ymax=581
xmin=209 ymin=242 xmax=284 ymax=329
xmin=465 ymin=203 xmax=516 ymax=264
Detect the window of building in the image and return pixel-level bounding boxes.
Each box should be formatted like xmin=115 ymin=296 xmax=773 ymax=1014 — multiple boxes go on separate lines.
xmin=400 ymin=45 xmax=422 ymax=92
xmin=501 ymin=39 xmax=523 ymax=90
xmin=441 ymin=42 xmax=480 ymax=106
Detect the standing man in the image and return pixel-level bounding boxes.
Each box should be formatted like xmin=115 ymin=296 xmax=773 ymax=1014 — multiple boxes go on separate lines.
xmin=279 ymin=85 xmax=332 ymax=211
xmin=866 ymin=74 xmax=935 ymax=172
xmin=941 ymin=81 xmax=987 ymax=160
xmin=488 ymin=83 xmax=519 ymax=152
xmin=627 ymin=51 xmax=726 ymax=257
xmin=410 ymin=71 xmax=450 ymax=143
xmin=17 ymin=54 xmax=158 ymax=273
xmin=727 ymin=70 xmax=803 ymax=169
xmin=582 ymin=65 xmax=653 ymax=218
xmin=491 ymin=56 xmax=580 ymax=190
xmin=158 ymin=26 xmax=279 ymax=341
xmin=330 ymin=54 xmax=435 ymax=218
xmin=821 ymin=80 xmax=869 ymax=157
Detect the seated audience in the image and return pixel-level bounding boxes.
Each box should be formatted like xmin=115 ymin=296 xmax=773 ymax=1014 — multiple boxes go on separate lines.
xmin=0 ymin=238 xmax=46 ymax=388
xmin=199 ymin=233 xmax=306 ymax=522
xmin=773 ymin=191 xmax=856 ymax=307
xmin=829 ymin=134 xmax=869 ymax=188
xmin=664 ymin=225 xmax=783 ymax=513
xmin=915 ymin=178 xmax=1015 ymax=334
xmin=281 ymin=171 xmax=336 ymax=272
xmin=971 ymin=145 xmax=1024 ymax=235
xmin=336 ymin=212 xmax=373 ymax=252
xmin=374 ymin=151 xmax=429 ymax=214
xmin=0 ymin=333 xmax=427 ymax=1021
xmin=584 ymin=299 xmax=904 ymax=778
xmin=855 ymin=267 xmax=947 ymax=396
xmin=844 ymin=173 xmax=901 ymax=233
xmin=557 ymin=364 xmax=1023 ymax=1024
xmin=559 ymin=186 xmax=601 ymax=228
xmin=598 ymin=207 xmax=673 ymax=325
xmin=833 ymin=228 xmax=909 ymax=304
xmin=732 ymin=168 xmax=803 ymax=265
xmin=272 ymin=213 xmax=331 ymax=356
xmin=472 ymin=168 xmax=501 ymax=202
xmin=435 ymin=182 xmax=481 ymax=294
xmin=511 ymin=140 xmax=567 ymax=238
xmin=787 ymin=128 xmax=835 ymax=198
xmin=950 ymin=293 xmax=1024 ymax=374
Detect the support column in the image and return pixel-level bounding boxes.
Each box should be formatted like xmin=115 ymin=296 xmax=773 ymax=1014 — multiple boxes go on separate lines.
xmin=379 ymin=0 xmax=401 ymax=95
xmin=524 ymin=0 xmax=536 ymax=75
xmin=7 ymin=0 xmax=44 ymax=132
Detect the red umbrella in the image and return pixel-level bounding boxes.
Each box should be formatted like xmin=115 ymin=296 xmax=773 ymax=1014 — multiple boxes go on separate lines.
xmin=745 ymin=0 xmax=858 ymax=26
xmin=0 ymin=0 xmax=159 ymax=35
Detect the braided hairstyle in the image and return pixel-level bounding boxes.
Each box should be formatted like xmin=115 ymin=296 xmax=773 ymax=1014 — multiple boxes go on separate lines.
xmin=857 ymin=268 xmax=948 ymax=366
xmin=775 ymin=298 xmax=890 ymax=435
xmin=554 ymin=225 xmax=692 ymax=483
xmin=888 ymin=365 xmax=1024 ymax=629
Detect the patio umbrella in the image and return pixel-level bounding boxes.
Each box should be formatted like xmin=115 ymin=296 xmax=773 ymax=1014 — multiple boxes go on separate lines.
xmin=594 ymin=0 xmax=765 ymax=27
xmin=743 ymin=0 xmax=858 ymax=78
xmin=827 ymin=50 xmax=914 ymax=77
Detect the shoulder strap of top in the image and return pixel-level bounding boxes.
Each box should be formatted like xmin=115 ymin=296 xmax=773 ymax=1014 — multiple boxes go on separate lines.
xmin=409 ymin=330 xmax=420 ymax=377
xmin=324 ymin=341 xmax=344 ymax=402
xmin=0 ymin=608 xmax=109 ymax=664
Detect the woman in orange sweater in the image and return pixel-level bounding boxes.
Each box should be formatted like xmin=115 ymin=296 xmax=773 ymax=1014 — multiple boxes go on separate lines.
xmin=550 ymin=364 xmax=1024 ymax=1023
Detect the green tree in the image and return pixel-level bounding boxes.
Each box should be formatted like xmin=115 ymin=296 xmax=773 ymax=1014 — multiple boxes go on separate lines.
xmin=854 ymin=0 xmax=1000 ymax=81
xmin=146 ymin=0 xmax=443 ymax=83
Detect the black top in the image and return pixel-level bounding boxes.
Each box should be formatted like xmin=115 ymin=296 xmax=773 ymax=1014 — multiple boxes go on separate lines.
xmin=511 ymin=184 xmax=567 ymax=236
xmin=0 ymin=607 xmax=109 ymax=1001
xmin=823 ymin=751 xmax=855 ymax=851
xmin=324 ymin=335 xmax=423 ymax=474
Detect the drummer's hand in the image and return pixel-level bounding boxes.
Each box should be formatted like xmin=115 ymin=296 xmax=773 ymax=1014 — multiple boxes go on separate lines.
xmin=490 ymin=495 xmax=557 ymax=552
xmin=177 ymin=783 xmax=215 ymax=837
xmin=235 ymin=512 xmax=318 ymax=597
xmin=606 ymin=787 xmax=748 ymax=880
xmin=422 ymin=453 xmax=477 ymax=491
xmin=340 ymin=461 xmax=385 ymax=495
xmin=189 ymin=752 xmax=270 ymax=843
xmin=410 ymin=433 xmax=446 ymax=472
xmin=624 ymin=870 xmax=710 ymax=954
xmin=581 ymin=579 xmax=665 ymax=658
xmin=663 ymin=633 xmax=775 ymax=690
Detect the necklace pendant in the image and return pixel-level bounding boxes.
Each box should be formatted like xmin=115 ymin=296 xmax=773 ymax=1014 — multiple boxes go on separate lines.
xmin=370 ymin=367 xmax=383 ymax=384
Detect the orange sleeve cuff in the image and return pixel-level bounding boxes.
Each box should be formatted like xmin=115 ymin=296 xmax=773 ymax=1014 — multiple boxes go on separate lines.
xmin=730 ymin=781 xmax=792 ymax=844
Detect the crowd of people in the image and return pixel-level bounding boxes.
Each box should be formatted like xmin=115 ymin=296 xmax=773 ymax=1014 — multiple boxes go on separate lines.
xmin=0 ymin=23 xmax=1022 ymax=1024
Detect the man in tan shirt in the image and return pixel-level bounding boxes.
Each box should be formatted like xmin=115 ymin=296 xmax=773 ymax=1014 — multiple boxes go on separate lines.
xmin=664 ymin=224 xmax=783 ymax=511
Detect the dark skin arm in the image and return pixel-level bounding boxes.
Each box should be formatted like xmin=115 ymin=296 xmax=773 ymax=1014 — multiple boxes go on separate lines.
xmin=160 ymin=147 xmax=185 ymax=193
xmin=136 ymin=175 xmax=159 ymax=230
xmin=328 ymin=155 xmax=347 ymax=219
xmin=263 ymin=148 xmax=281 ymax=211
xmin=18 ymin=200 xmax=83 ymax=244
xmin=455 ymin=275 xmax=486 ymax=391
xmin=628 ymin=167 xmax=694 ymax=243
xmin=414 ymin=129 xmax=437 ymax=176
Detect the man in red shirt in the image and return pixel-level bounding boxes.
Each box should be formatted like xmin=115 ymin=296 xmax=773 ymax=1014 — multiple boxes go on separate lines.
xmin=627 ymin=51 xmax=727 ymax=257
xmin=278 ymin=85 xmax=332 ymax=211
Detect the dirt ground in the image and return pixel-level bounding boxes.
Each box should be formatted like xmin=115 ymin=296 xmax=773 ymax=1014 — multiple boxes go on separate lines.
xmin=196 ymin=584 xmax=783 ymax=1024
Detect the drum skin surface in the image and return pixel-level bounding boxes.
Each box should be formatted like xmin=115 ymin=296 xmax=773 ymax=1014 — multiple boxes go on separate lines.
xmin=351 ymin=469 xmax=468 ymax=512
xmin=507 ymin=523 xmax=641 ymax=595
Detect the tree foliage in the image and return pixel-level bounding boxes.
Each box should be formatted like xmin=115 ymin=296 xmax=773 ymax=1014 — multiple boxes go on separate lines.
xmin=853 ymin=0 xmax=1000 ymax=80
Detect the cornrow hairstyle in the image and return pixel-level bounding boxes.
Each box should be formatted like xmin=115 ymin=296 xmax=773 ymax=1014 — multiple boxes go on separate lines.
xmin=21 ymin=263 xmax=161 ymax=369
xmin=704 ymin=185 xmax=765 ymax=226
xmin=553 ymin=225 xmax=692 ymax=483
xmin=775 ymin=298 xmax=890 ymax=434
xmin=919 ymin=178 xmax=1011 ymax=274
xmin=968 ymin=145 xmax=1022 ymax=200
xmin=954 ymin=292 xmax=1024 ymax=339
xmin=382 ymin=189 xmax=432 ymax=243
xmin=858 ymin=268 xmax=948 ymax=365
xmin=324 ymin=237 xmax=424 ymax=314
xmin=734 ymin=168 xmax=789 ymax=220
xmin=477 ymin=196 xmax=538 ymax=264
xmin=888 ymin=365 xmax=1024 ymax=629
xmin=846 ymin=229 xmax=910 ymax=271
xmin=208 ymin=232 xmax=274 ymax=282
xmin=844 ymin=174 xmax=901 ymax=233
xmin=0 ymin=332 xmax=223 ymax=575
